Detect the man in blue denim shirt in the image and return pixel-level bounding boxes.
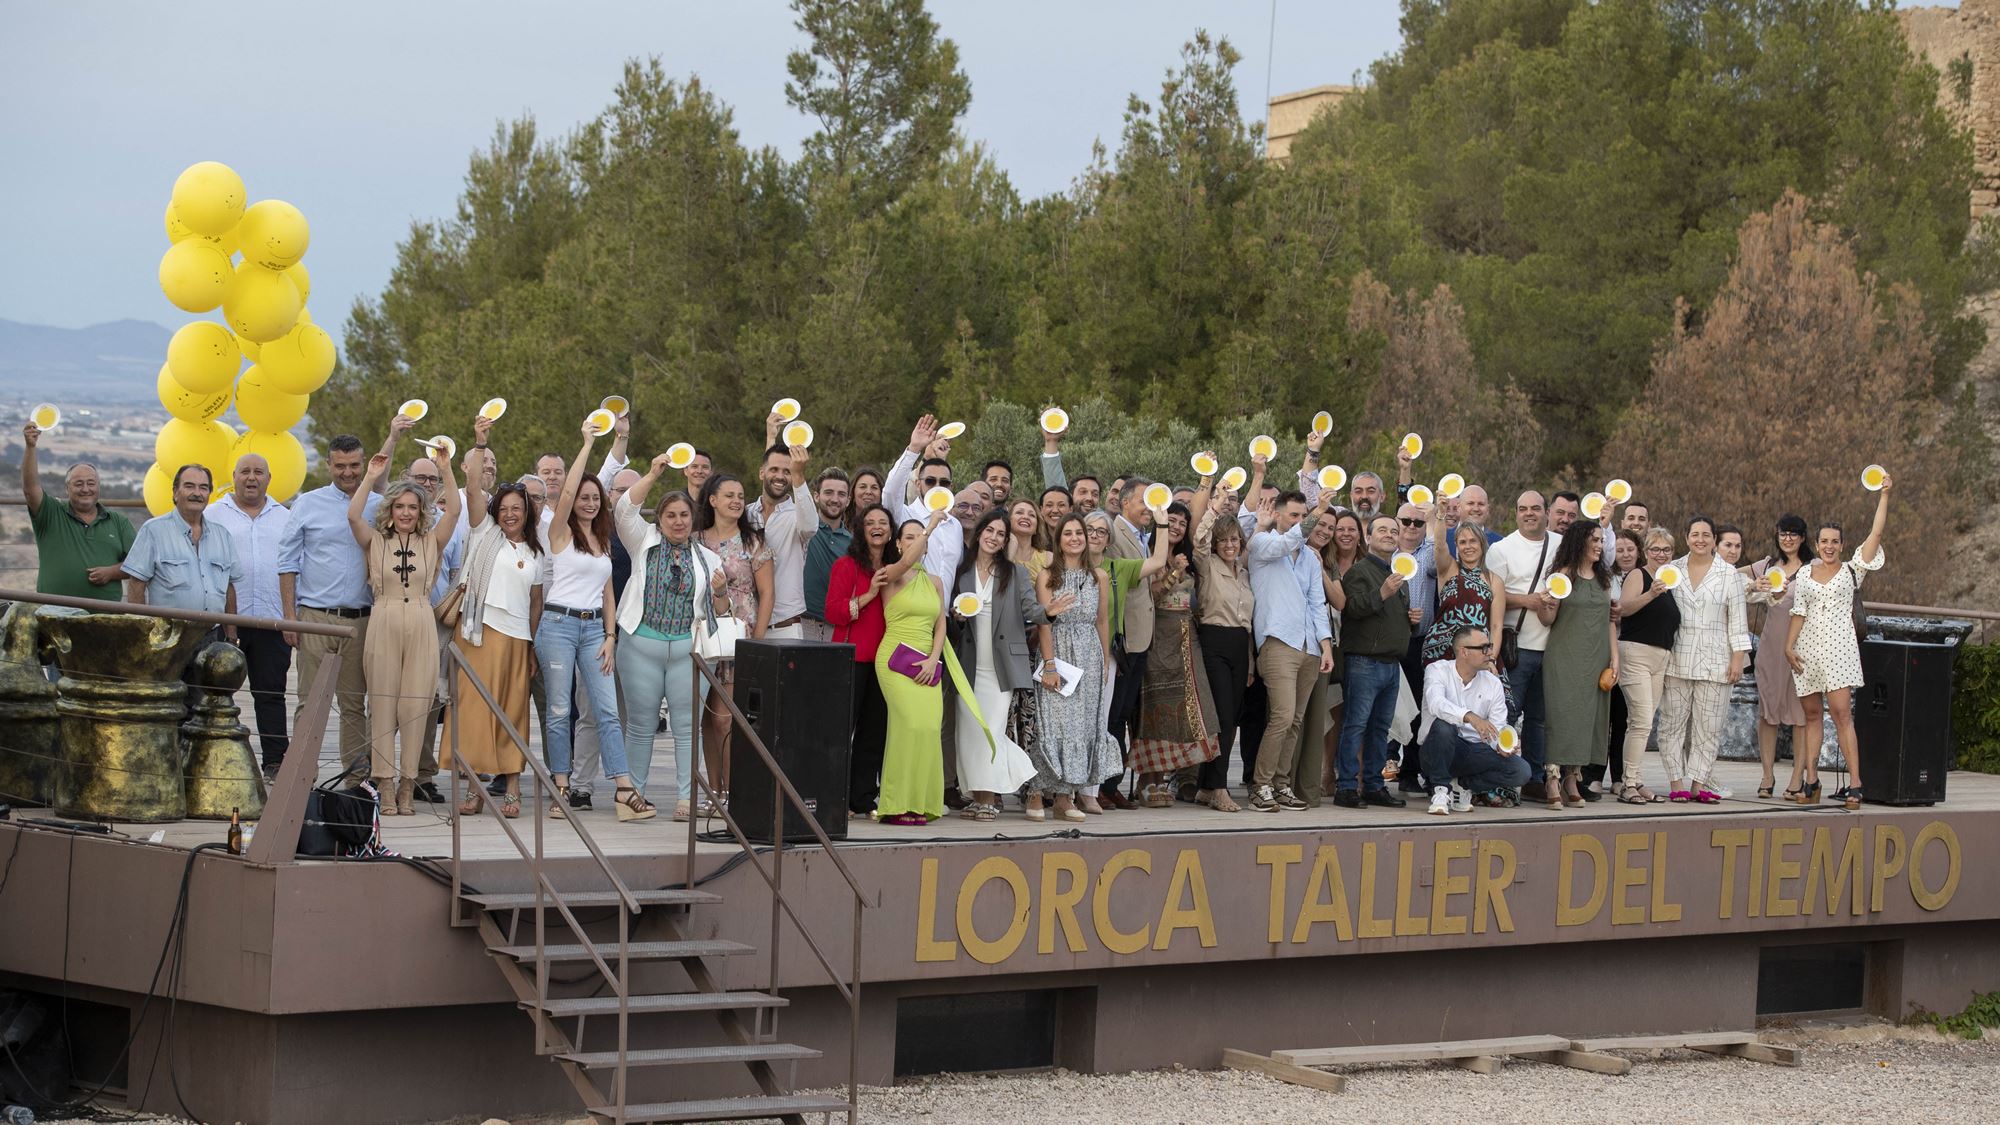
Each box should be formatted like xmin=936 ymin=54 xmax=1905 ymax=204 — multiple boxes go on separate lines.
xmin=123 ymin=464 xmax=241 ymax=616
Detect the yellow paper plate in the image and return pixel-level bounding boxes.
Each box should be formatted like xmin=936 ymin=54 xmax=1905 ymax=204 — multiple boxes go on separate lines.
xmin=1190 ymin=451 xmax=1219 ymax=476
xmin=1391 ymin=551 xmax=1418 ymax=578
xmin=783 ymin=420 xmax=814 ymax=448
xmin=1142 ymin=482 xmax=1172 ymax=511
xmin=1219 ymin=466 xmax=1248 ymax=491
xmin=1318 ymin=464 xmax=1346 ymax=491
xmin=924 ymin=486 xmax=954 ymax=513
xmin=600 ymin=395 xmax=629 ymax=417
xmin=666 ymin=442 xmax=696 ymax=469
xmin=1249 ymin=434 xmax=1278 ymax=459
xmin=1311 ymin=410 xmax=1333 ymax=436
xmin=1040 ymin=407 xmax=1069 ymax=434
xmin=1407 ymin=484 xmax=1435 ymax=506
xmin=1656 ymin=563 xmax=1682 ymax=589
xmin=399 ymin=399 xmax=429 ymax=421
xmin=420 ymin=434 xmax=456 ymax=463
xmin=953 ymin=592 xmax=983 ymax=617
xmin=1438 ymin=473 xmax=1465 ymax=499
xmin=586 ymin=408 xmax=617 ymax=436
xmin=937 ymin=421 xmax=966 ymax=440
xmin=1547 ymin=572 xmax=1573 ymax=600
xmin=1498 ymin=726 xmax=1519 ymax=752
xmin=1861 ymin=464 xmax=1886 ymax=491
xmin=1605 ymin=478 xmax=1632 ymax=504
xmin=1401 ymin=432 xmax=1423 ymax=459
xmin=1581 ymin=491 xmax=1607 ymax=520
xmin=28 ymin=403 xmax=59 ymax=429
xmin=771 ymin=397 xmax=801 ymax=421
xmin=479 ymin=397 xmax=508 ymax=420
xmin=1767 ymin=568 xmax=1786 ymax=593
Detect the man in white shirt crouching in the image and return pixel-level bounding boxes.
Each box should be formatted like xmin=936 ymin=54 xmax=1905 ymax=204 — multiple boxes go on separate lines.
xmin=1418 ymin=626 xmax=1531 ymax=814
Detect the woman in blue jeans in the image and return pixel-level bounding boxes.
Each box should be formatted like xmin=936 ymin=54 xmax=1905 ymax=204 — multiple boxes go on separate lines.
xmin=538 ymin=422 xmax=654 ymax=821
xmin=614 ymin=453 xmax=724 ymax=821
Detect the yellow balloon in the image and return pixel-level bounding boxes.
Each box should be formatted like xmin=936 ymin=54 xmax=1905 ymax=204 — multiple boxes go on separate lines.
xmin=296 ymin=307 xmax=312 ymax=326
xmin=166 ymin=202 xmax=240 ymax=256
xmin=171 ymin=161 xmax=246 ymax=237
xmin=232 ymin=430 xmax=306 ymax=501
xmin=233 ymin=364 xmax=309 ymax=432
xmin=165 ymin=321 xmax=241 ymax=394
xmin=155 ymin=418 xmax=234 ymax=479
xmin=285 ymin=262 xmax=310 ymax=304
xmin=259 ymin=319 xmax=336 ymax=394
xmin=203 ymin=420 xmax=239 ymax=487
xmin=158 ymin=240 xmax=233 ymax=313
xmin=143 ymin=463 xmax=173 ymax=517
xmin=236 ymin=199 xmax=310 ymax=270
xmin=222 ymin=261 xmax=302 ymax=343
xmin=234 ymin=332 xmax=260 ymax=362
xmin=156 ymin=361 xmax=232 ymax=423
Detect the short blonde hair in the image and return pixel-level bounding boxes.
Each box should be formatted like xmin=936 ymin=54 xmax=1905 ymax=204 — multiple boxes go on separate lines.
xmin=1643 ymin=527 xmax=1676 ymax=553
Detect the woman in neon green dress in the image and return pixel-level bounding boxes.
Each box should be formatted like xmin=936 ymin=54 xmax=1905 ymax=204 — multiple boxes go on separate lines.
xmin=876 ymin=512 xmax=993 ymax=824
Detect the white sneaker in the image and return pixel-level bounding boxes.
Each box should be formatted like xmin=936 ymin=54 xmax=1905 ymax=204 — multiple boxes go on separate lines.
xmin=1450 ymin=782 xmax=1473 ymax=812
xmin=1709 ymin=784 xmax=1734 ymax=799
xmin=1428 ymin=787 xmax=1451 ymax=816
xmin=1250 ymin=785 xmax=1278 ymax=812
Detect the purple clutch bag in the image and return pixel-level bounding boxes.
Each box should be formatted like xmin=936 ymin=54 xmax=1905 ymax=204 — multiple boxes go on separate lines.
xmin=887 ymin=643 xmax=933 ymax=683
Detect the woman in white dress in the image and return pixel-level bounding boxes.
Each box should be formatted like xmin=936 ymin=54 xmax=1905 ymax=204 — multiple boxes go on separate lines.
xmin=949 ymin=510 xmax=1053 ymax=820
xmin=1786 ymin=473 xmax=1891 ymax=811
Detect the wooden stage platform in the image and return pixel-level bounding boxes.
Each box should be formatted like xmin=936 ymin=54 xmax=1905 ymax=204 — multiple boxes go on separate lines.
xmin=2 ymin=759 xmax=1996 ymax=1124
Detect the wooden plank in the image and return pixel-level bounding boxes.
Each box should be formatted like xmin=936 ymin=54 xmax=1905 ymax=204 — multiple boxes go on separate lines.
xmin=1452 ymin=1055 xmax=1500 ymax=1074
xmin=1692 ymin=1041 xmax=1802 ymax=1067
xmin=1570 ymin=1031 xmax=1757 ymax=1052
xmin=1275 ymin=1035 xmax=1571 ymax=1067
xmin=1524 ymin=1049 xmax=1632 ymax=1076
xmin=1222 ymin=1049 xmax=1346 ymax=1094
xmin=246 ymin=655 xmax=339 ymax=865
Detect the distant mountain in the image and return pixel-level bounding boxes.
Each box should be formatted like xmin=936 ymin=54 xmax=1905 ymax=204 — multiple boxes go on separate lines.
xmin=0 ymin=318 xmax=172 ymax=403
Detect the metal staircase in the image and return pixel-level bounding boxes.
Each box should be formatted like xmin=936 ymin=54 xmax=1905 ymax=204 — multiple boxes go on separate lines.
xmin=442 ymin=646 xmax=867 ymax=1124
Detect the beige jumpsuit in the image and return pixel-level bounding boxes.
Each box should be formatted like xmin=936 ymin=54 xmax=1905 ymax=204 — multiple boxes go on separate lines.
xmin=365 ymin=532 xmax=442 ymax=779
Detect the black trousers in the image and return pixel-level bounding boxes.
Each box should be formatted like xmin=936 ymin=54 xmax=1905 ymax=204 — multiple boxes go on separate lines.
xmin=849 ymin=661 xmax=888 ymax=813
xmin=1394 ymin=633 xmax=1427 ymax=785
xmin=1238 ymin=675 xmax=1269 ymax=789
xmin=237 ymin=627 xmax=293 ymax=769
xmin=1100 ymin=648 xmax=1148 ymax=797
xmin=1197 ymin=625 xmax=1251 ymax=791
xmin=1585 ymin=685 xmax=1630 ymax=788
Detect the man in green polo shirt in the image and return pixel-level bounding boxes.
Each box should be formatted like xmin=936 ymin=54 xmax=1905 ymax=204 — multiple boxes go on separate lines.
xmin=22 ymin=421 xmax=135 ymax=602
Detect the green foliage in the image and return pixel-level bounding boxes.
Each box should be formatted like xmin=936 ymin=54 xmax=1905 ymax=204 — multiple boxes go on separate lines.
xmin=952 ymin=398 xmax=1285 ymax=495
xmin=1907 ymin=989 xmax=2000 ymax=1039
xmin=1952 ymin=642 xmax=2000 ymax=775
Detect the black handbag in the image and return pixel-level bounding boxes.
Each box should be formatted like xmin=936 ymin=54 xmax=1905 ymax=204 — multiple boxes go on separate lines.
xmin=296 ymin=778 xmax=379 ymax=857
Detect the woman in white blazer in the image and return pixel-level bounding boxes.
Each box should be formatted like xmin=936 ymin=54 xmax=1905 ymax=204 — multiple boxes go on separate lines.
xmin=616 ymin=452 xmax=727 ymax=821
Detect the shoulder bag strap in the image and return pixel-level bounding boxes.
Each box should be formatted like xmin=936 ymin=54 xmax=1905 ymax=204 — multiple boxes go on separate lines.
xmin=1509 ymin=535 xmax=1552 ymax=630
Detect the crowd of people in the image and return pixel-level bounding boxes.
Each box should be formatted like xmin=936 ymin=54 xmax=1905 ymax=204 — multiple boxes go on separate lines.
xmin=20 ymin=399 xmax=1894 ymax=824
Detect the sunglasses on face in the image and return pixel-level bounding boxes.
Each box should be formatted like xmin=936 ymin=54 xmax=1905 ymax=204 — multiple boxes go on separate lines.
xmin=1399 ymin=517 xmax=1426 ymax=528
xmin=921 ymin=476 xmax=951 ymax=488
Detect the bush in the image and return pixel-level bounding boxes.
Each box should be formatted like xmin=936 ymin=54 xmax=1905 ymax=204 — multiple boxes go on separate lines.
xmin=1953 ymin=642 xmax=2000 ymax=774
xmin=1908 ymin=990 xmax=2000 ymax=1039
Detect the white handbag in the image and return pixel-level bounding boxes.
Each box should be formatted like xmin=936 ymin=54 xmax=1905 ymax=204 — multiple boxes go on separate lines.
xmin=694 ymin=599 xmax=744 ymax=662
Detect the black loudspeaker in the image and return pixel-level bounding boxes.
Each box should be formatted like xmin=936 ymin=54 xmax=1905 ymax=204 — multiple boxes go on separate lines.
xmin=1853 ymin=638 xmax=1954 ymax=806
xmin=729 ymin=638 xmax=855 ymax=843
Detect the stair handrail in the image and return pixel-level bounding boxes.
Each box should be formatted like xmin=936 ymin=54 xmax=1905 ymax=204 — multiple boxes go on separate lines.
xmin=688 ymin=651 xmax=863 ymax=1125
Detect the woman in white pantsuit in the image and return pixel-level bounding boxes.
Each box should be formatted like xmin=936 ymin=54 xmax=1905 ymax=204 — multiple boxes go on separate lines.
xmin=1656 ymin=516 xmax=1750 ymax=804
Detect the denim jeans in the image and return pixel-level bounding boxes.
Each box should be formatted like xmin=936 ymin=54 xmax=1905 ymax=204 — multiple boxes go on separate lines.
xmin=1336 ymin=655 xmax=1401 ymax=793
xmin=1419 ymin=724 xmax=1532 ymax=793
xmin=1506 ymin=647 xmax=1549 ymax=773
xmin=534 ymin=611 xmax=630 ymax=780
xmin=617 ymin=629 xmax=704 ymax=798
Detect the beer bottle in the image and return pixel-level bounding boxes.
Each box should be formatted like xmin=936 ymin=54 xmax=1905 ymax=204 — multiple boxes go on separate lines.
xmin=227 ymin=807 xmax=243 ymax=855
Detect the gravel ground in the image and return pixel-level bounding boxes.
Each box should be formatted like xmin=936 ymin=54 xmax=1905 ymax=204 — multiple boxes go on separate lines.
xmin=35 ymin=1025 xmax=2000 ymax=1125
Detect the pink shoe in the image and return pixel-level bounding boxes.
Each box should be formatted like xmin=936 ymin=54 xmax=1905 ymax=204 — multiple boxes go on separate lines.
xmin=1667 ymin=790 xmax=1692 ymax=803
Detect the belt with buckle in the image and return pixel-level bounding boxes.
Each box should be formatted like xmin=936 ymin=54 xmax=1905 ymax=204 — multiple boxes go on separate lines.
xmin=303 ymin=605 xmax=370 ymax=619
xmin=548 ymin=603 xmax=603 ymax=621
xmin=770 ymin=614 xmax=804 ymax=629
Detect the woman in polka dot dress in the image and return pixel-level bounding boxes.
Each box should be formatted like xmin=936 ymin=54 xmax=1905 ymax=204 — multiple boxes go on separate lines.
xmin=1785 ymin=472 xmax=1891 ymax=811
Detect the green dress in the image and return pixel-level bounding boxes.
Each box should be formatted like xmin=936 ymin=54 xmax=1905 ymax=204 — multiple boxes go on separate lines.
xmin=1543 ymin=571 xmax=1612 ymax=768
xmin=874 ymin=564 xmax=988 ymax=821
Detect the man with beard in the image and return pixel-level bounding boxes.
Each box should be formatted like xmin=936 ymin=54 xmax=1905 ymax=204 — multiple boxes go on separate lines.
xmin=803 ymin=467 xmax=852 ymax=642
xmin=750 ymin=437 xmax=819 ymax=640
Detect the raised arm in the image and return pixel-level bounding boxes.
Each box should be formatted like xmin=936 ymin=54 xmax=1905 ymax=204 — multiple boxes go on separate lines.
xmin=464 ymin=414 xmax=495 ymax=529
xmin=877 ymin=510 xmax=949 ymax=586
xmin=1136 ymin=513 xmax=1174 ymax=579
xmin=374 ymin=412 xmax=416 ymax=494
xmin=1187 ymin=463 xmax=1214 ymax=534
xmin=1433 ymin=504 xmax=1460 ymax=583
xmin=20 ymin=423 xmax=43 ymax=511
xmin=1040 ymin=421 xmax=1067 ymax=489
xmin=1858 ymin=471 xmax=1892 ymax=563
xmin=548 ymin=420 xmax=599 ymax=553
xmin=348 ymin=453 xmax=388 ymax=547
xmin=885 ymin=414 xmax=937 ymax=509
xmin=788 ymin=443 xmax=818 ymax=540
xmin=431 ymin=445 xmax=461 ymax=551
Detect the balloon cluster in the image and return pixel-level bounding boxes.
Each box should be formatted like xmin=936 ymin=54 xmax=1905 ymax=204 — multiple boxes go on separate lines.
xmin=149 ymin=161 xmax=331 ymax=514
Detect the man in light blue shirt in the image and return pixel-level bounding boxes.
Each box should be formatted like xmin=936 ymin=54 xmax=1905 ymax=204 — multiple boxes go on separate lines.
xmin=123 ymin=464 xmax=241 ymax=616
xmin=1244 ymin=489 xmax=1335 ymax=812
xmin=277 ymin=431 xmax=387 ymax=777
xmin=208 ymin=454 xmax=292 ymax=777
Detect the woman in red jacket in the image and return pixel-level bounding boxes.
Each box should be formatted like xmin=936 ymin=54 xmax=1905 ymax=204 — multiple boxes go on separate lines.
xmin=826 ymin=504 xmax=897 ymax=817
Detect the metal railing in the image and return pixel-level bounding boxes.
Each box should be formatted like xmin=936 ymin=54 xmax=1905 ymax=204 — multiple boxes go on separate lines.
xmin=687 ymin=652 xmax=864 ymax=1125
xmin=441 ymin=640 xmax=639 ymax=1121
xmin=1862 ymin=601 xmax=2000 ymax=645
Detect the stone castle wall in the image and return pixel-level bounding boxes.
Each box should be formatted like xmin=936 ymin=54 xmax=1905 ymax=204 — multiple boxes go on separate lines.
xmin=1900 ymin=2 xmax=2000 ymax=215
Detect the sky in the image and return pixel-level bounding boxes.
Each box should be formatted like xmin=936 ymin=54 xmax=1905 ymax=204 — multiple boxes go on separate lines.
xmin=0 ymin=1 xmax=1406 ymax=333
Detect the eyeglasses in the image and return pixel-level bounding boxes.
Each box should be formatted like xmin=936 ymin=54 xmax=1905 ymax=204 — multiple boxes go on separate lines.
xmin=1777 ymin=530 xmax=1802 ymax=538
xmin=952 ymin=502 xmax=980 ymax=515
xmin=1085 ymin=528 xmax=1110 ymax=538
xmin=1399 ymin=517 xmax=1426 ymax=528
xmin=1459 ymin=643 xmax=1494 ymax=653
xmin=411 ymin=474 xmax=441 ymax=485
